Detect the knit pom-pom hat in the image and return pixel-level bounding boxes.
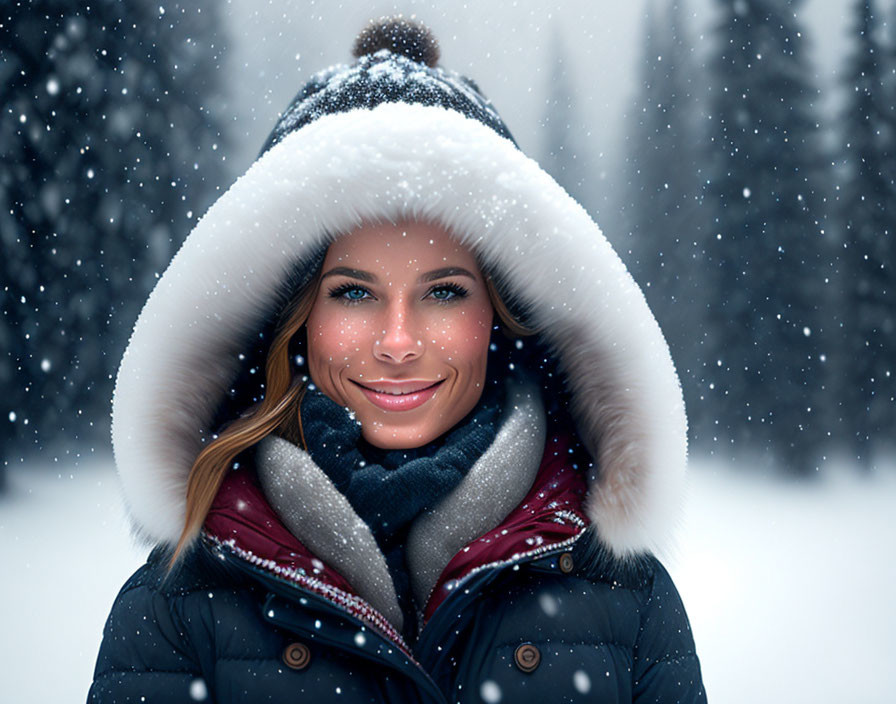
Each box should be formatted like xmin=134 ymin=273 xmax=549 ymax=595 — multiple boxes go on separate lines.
xmin=258 ymin=16 xmax=517 ymax=156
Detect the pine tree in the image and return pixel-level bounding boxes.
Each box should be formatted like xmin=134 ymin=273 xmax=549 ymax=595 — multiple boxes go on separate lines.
xmin=701 ymin=0 xmax=832 ymax=473
xmin=0 ymin=1 xmax=228 ymax=478
xmin=836 ymin=0 xmax=896 ymax=466
xmin=620 ymin=1 xmax=708 ymax=447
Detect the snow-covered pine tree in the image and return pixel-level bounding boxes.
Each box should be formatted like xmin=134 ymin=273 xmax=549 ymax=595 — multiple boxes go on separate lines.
xmin=701 ymin=0 xmax=832 ymax=474
xmin=0 ymin=1 xmax=228 ymax=477
xmin=619 ymin=1 xmax=708 ymax=449
xmin=836 ymin=0 xmax=896 ymax=467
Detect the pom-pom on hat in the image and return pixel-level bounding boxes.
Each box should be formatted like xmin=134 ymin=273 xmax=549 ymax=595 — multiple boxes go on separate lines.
xmin=257 ymin=15 xmax=517 ymax=157
xmin=352 ymin=15 xmax=440 ymax=67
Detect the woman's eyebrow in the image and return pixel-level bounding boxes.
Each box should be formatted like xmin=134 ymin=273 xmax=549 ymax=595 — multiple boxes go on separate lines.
xmin=419 ymin=267 xmax=477 ymax=282
xmin=320 ymin=266 xmax=477 ymax=283
xmin=321 ymin=266 xmax=377 ymax=282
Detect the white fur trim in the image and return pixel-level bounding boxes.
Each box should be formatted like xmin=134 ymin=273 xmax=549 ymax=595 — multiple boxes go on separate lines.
xmin=111 ymin=102 xmax=688 ymax=558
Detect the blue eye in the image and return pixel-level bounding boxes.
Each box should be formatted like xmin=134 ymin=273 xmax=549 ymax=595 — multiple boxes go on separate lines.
xmin=343 ymin=288 xmax=367 ymax=301
xmin=327 ymin=284 xmax=372 ymax=304
xmin=428 ymin=283 xmax=469 ymax=303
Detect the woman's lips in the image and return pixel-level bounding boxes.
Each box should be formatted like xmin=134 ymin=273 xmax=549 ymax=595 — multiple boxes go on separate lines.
xmin=353 ymin=379 xmax=444 ymax=411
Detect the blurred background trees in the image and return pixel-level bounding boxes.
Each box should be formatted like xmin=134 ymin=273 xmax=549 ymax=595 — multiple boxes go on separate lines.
xmin=2 ymin=0 xmax=894 ymax=481
xmin=610 ymin=0 xmax=895 ymax=474
xmin=1 ymin=1 xmax=229 ymax=486
xmin=835 ymin=0 xmax=896 ymax=468
xmin=697 ymin=0 xmax=833 ymax=474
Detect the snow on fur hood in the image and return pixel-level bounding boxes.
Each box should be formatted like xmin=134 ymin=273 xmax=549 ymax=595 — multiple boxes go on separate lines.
xmin=111 ymin=100 xmax=688 ymax=562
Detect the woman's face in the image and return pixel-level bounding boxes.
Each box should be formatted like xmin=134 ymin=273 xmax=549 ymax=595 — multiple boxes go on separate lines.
xmin=305 ymin=220 xmax=495 ymax=450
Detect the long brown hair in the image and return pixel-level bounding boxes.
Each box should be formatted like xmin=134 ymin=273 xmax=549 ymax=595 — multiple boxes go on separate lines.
xmin=169 ymin=249 xmax=536 ymax=568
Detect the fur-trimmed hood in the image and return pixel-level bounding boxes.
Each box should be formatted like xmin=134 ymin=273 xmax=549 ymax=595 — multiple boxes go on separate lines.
xmin=111 ymin=100 xmax=688 ymax=562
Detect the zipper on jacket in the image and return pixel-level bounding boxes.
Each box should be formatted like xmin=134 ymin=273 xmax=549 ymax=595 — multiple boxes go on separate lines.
xmin=204 ymin=518 xmax=587 ymax=703
xmin=208 ymin=536 xmax=449 ymax=704
xmin=205 ymin=534 xmax=413 ymax=653
xmin=261 ymin=591 xmax=447 ymax=704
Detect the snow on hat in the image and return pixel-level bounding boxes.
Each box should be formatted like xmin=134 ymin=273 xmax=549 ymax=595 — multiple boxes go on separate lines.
xmin=257 ymin=16 xmax=517 ymax=156
xmin=111 ymin=15 xmax=689 ymax=564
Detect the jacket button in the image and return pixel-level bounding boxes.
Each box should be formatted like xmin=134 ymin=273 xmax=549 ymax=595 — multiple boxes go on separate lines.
xmin=514 ymin=643 xmax=541 ymax=673
xmin=282 ymin=642 xmax=311 ymax=670
xmin=558 ymin=551 xmax=575 ymax=574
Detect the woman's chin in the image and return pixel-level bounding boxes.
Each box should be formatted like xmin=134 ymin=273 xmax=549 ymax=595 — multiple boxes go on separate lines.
xmin=360 ymin=425 xmax=437 ymax=451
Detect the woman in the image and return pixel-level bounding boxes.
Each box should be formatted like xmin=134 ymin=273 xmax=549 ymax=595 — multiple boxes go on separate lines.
xmin=90 ymin=17 xmax=706 ymax=704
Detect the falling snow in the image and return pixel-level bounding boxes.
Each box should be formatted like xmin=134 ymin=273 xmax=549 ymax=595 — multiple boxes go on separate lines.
xmin=189 ymin=678 xmax=208 ymax=701
xmin=479 ymin=679 xmax=502 ymax=703
xmin=1 ymin=2 xmax=892 ymax=703
xmin=572 ymin=669 xmax=591 ymax=693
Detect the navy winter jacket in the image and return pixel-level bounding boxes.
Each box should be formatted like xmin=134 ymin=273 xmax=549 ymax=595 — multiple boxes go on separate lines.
xmin=90 ymin=429 xmax=705 ymax=703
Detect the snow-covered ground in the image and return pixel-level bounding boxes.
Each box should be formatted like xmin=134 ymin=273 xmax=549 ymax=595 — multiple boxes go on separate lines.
xmin=675 ymin=459 xmax=896 ymax=703
xmin=1 ymin=456 xmax=894 ymax=703
xmin=0 ymin=457 xmax=148 ymax=703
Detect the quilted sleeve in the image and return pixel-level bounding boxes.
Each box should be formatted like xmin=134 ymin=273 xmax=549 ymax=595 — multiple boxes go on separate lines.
xmin=88 ymin=566 xmax=208 ymax=703
xmin=632 ymin=558 xmax=707 ymax=703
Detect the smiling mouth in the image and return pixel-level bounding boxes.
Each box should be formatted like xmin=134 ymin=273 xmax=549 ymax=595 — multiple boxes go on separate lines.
xmin=350 ymin=379 xmax=444 ymax=395
xmin=350 ymin=379 xmax=446 ymax=412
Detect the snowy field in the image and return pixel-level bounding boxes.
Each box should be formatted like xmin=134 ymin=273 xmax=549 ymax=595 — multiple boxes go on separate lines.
xmin=1 ymin=456 xmax=894 ymax=703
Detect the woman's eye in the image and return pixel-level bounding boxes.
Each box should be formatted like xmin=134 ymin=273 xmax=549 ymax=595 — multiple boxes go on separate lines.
xmin=428 ymin=283 xmax=469 ymax=303
xmin=327 ymin=284 xmax=372 ymax=304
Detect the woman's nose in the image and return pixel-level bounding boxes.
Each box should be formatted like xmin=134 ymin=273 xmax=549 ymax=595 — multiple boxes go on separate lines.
xmin=373 ymin=302 xmax=424 ymax=364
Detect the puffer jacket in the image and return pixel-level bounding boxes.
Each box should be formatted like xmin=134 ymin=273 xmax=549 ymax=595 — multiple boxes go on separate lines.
xmin=90 ymin=426 xmax=704 ymax=703
xmin=91 ymin=20 xmax=706 ymax=703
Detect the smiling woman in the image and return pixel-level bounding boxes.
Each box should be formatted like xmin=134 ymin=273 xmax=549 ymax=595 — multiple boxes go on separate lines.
xmin=306 ymin=220 xmax=495 ymax=449
xmin=90 ymin=15 xmax=705 ymax=704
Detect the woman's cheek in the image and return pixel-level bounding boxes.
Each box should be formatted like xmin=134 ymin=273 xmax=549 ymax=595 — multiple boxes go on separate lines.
xmin=308 ymin=318 xmax=347 ymax=390
xmin=331 ymin=318 xmax=378 ymax=386
xmin=448 ymin=314 xmax=491 ymax=361
xmin=435 ymin=309 xmax=486 ymax=348
xmin=319 ymin=315 xmax=360 ymax=353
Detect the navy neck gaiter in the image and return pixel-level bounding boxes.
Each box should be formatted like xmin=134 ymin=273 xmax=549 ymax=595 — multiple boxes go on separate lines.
xmin=296 ymin=374 xmax=506 ymax=642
